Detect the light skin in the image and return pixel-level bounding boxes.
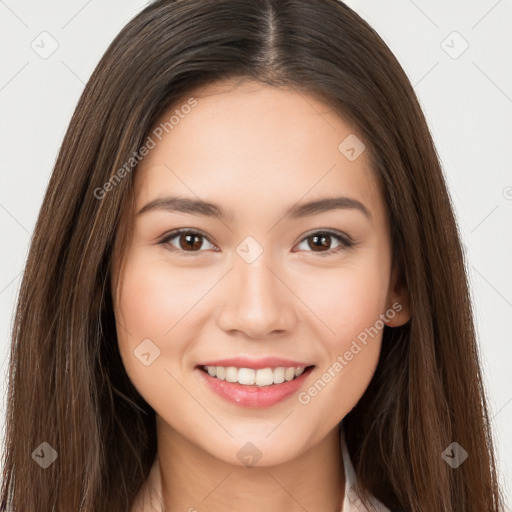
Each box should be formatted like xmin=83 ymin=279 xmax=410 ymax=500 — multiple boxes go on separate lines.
xmin=111 ymin=78 xmax=410 ymax=512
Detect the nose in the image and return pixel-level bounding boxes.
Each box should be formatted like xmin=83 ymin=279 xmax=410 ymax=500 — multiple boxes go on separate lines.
xmin=216 ymin=254 xmax=297 ymax=339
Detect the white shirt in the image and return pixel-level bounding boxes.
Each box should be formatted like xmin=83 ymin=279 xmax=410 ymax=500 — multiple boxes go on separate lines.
xmin=339 ymin=424 xmax=391 ymax=512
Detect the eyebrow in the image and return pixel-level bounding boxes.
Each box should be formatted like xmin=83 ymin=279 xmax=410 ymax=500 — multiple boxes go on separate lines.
xmin=137 ymin=195 xmax=372 ymax=222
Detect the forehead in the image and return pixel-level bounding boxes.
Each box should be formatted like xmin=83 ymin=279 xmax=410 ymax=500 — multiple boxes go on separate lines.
xmin=134 ymin=80 xmax=385 ymax=225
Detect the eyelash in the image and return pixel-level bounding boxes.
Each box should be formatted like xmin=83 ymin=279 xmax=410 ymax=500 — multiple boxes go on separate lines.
xmin=158 ymin=228 xmax=354 ymax=256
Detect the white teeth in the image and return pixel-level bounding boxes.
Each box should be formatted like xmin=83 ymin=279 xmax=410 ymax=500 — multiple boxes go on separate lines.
xmin=225 ymin=366 xmax=238 ymax=382
xmin=203 ymin=365 xmax=309 ymax=386
xmin=237 ymin=368 xmax=255 ymax=385
xmin=284 ymin=367 xmax=295 ymax=381
xmin=255 ymin=368 xmax=274 ymax=386
xmin=273 ymin=367 xmax=285 ymax=384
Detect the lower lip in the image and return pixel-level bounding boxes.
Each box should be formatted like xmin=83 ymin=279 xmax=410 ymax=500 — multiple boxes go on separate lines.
xmin=195 ymin=366 xmax=315 ymax=408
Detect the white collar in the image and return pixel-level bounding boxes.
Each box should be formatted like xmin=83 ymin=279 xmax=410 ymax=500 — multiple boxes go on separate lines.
xmin=340 ymin=423 xmax=390 ymax=512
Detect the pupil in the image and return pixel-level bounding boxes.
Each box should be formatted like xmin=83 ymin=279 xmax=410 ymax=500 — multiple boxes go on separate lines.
xmin=311 ymin=233 xmax=330 ymax=250
xmin=181 ymin=234 xmax=202 ymax=251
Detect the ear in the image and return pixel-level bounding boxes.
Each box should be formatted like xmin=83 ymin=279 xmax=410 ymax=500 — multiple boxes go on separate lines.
xmin=384 ymin=263 xmax=411 ymax=327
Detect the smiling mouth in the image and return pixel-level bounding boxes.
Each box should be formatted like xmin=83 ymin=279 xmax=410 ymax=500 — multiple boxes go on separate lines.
xmin=198 ymin=364 xmax=315 ymax=387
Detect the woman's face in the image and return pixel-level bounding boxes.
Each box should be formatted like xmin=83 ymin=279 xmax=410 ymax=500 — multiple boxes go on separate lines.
xmin=112 ymin=79 xmax=409 ymax=466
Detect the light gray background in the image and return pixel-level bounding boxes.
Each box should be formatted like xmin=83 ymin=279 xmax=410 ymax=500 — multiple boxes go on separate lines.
xmin=0 ymin=0 xmax=511 ymax=507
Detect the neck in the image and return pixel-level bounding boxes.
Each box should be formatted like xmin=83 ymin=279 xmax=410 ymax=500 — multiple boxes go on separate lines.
xmin=144 ymin=417 xmax=344 ymax=512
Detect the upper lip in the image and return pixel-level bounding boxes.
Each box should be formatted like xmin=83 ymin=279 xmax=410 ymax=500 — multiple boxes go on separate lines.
xmin=196 ymin=357 xmax=314 ymax=370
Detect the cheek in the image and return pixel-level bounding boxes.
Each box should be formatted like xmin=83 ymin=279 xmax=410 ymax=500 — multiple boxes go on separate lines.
xmin=113 ymin=250 xmax=209 ymax=412
xmin=295 ymin=253 xmax=389 ymax=412
xmin=115 ymin=250 xmax=210 ymax=342
xmin=113 ymin=250 xmax=193 ymax=373
xmin=300 ymin=254 xmax=390 ymax=348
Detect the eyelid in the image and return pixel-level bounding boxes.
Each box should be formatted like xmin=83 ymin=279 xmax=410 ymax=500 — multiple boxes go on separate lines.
xmin=298 ymin=228 xmax=354 ymax=246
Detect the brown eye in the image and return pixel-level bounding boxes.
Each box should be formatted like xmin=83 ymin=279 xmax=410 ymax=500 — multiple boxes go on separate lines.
xmin=308 ymin=233 xmax=332 ymax=251
xmin=295 ymin=231 xmax=353 ymax=255
xmin=160 ymin=230 xmax=216 ymax=253
xmin=159 ymin=229 xmax=352 ymax=256
xmin=178 ymin=233 xmax=204 ymax=251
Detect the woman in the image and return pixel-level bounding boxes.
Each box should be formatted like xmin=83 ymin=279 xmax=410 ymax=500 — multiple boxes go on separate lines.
xmin=0 ymin=0 xmax=503 ymax=510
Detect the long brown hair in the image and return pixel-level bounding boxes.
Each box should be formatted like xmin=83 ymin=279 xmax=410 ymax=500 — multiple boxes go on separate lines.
xmin=0 ymin=0 xmax=503 ymax=510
